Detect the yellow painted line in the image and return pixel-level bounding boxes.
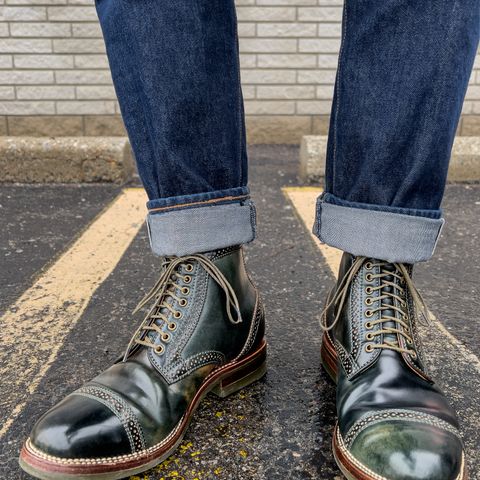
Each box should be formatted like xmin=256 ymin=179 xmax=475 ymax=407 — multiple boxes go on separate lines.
xmin=0 ymin=188 xmax=147 ymax=439
xmin=283 ymin=186 xmax=480 ymax=373
xmin=283 ymin=186 xmax=342 ymax=274
xmin=282 ymin=186 xmax=325 ymax=192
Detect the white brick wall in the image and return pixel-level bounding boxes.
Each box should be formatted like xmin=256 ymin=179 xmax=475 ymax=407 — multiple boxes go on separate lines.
xmin=0 ymin=0 xmax=479 ymax=137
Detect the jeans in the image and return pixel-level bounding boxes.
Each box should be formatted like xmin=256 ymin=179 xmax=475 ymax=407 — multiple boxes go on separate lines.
xmin=96 ymin=0 xmax=479 ymax=263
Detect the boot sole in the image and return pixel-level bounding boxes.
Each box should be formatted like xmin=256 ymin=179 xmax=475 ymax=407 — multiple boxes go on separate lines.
xmin=321 ymin=331 xmax=468 ymax=480
xmin=19 ymin=340 xmax=267 ymax=480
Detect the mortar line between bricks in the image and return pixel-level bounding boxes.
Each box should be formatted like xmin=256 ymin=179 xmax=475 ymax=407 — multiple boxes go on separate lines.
xmin=283 ymin=186 xmax=480 ymax=374
xmin=0 ymin=187 xmax=147 ymax=441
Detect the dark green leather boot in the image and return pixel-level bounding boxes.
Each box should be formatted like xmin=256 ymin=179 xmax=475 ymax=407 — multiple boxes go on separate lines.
xmin=20 ymin=246 xmax=266 ymax=480
xmin=321 ymin=253 xmax=466 ymax=480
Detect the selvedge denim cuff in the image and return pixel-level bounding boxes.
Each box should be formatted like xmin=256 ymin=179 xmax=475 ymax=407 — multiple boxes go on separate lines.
xmin=313 ymin=193 xmax=444 ymax=264
xmin=146 ymin=189 xmax=256 ymax=256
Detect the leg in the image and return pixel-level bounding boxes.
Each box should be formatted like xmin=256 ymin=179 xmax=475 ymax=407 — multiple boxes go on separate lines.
xmin=96 ymin=0 xmax=254 ymax=256
xmin=316 ymin=1 xmax=478 ymax=479
xmin=20 ymin=3 xmax=266 ymax=479
xmin=316 ymin=0 xmax=479 ymax=264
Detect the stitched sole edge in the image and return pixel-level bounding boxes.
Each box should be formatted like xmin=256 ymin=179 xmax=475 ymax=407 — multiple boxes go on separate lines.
xmin=19 ymin=340 xmax=267 ymax=480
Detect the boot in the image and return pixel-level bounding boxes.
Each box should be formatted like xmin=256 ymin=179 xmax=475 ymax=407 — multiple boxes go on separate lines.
xmin=20 ymin=246 xmax=266 ymax=480
xmin=321 ymin=253 xmax=466 ymax=480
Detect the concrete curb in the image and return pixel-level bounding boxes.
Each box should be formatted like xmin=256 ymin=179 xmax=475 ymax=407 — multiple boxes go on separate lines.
xmin=299 ymin=135 xmax=480 ymax=182
xmin=0 ymin=136 xmax=134 ymax=184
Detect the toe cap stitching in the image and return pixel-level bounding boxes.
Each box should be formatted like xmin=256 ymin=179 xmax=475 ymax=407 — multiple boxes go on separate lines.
xmin=344 ymin=408 xmax=462 ymax=449
xmin=73 ymin=385 xmax=146 ymax=453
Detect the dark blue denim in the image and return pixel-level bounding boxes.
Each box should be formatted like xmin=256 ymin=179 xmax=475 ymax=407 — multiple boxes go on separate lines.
xmin=95 ymin=0 xmax=479 ymax=260
xmin=95 ymin=0 xmax=247 ymax=206
xmin=325 ymin=0 xmax=479 ymax=216
xmin=313 ymin=0 xmax=479 ymax=263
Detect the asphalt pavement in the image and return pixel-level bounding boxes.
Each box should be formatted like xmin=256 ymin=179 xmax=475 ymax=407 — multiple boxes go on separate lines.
xmin=1 ymin=145 xmax=479 ymax=479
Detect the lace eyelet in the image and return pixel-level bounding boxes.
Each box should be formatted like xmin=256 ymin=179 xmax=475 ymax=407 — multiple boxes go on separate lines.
xmin=365 ymin=286 xmax=373 ymax=295
xmin=365 ymin=297 xmax=373 ymax=306
xmin=365 ymin=273 xmax=374 ymax=282
xmin=179 ymin=298 xmax=188 ymax=307
xmin=365 ymin=309 xmax=374 ymax=318
xmin=154 ymin=344 xmax=164 ymax=355
xmin=184 ymin=275 xmax=192 ymax=284
xmin=410 ymin=351 xmax=417 ymax=360
xmin=181 ymin=286 xmax=190 ymax=295
xmin=365 ymin=262 xmax=373 ymax=270
xmin=161 ymin=333 xmax=171 ymax=343
xmin=365 ymin=321 xmax=373 ymax=330
xmin=402 ymin=314 xmax=408 ymax=321
xmin=168 ymin=322 xmax=177 ymax=331
xmin=173 ymin=311 xmax=182 ymax=319
xmin=365 ymin=332 xmax=374 ymax=341
xmin=365 ymin=344 xmax=374 ymax=353
xmin=400 ymin=300 xmax=407 ymax=307
xmin=185 ymin=264 xmax=194 ymax=272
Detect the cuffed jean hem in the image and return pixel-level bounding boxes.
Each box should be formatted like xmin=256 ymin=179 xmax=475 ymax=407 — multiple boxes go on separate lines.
xmin=313 ymin=193 xmax=444 ymax=264
xmin=147 ymin=187 xmax=249 ymax=212
xmin=146 ymin=195 xmax=256 ymax=257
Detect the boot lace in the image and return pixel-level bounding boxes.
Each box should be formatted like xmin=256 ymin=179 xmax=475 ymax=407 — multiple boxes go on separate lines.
xmin=320 ymin=257 xmax=430 ymax=358
xmin=123 ymin=254 xmax=242 ymax=361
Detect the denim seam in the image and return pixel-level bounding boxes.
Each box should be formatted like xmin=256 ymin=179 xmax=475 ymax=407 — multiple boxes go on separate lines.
xmin=147 ymin=187 xmax=249 ymax=210
xmin=149 ymin=194 xmax=249 ymax=214
xmin=332 ymin=0 xmax=348 ymax=191
xmin=322 ymin=192 xmax=442 ymax=219
xmin=249 ymin=201 xmax=257 ymax=239
xmin=233 ymin=3 xmax=244 ymax=187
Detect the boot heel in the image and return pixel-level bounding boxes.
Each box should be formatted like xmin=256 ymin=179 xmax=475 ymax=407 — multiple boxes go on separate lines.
xmin=321 ymin=332 xmax=338 ymax=384
xmin=211 ymin=342 xmax=267 ymax=398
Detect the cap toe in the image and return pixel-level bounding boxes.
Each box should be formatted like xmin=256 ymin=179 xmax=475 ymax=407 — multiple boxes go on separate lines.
xmin=349 ymin=421 xmax=465 ymax=480
xmin=30 ymin=393 xmax=132 ymax=460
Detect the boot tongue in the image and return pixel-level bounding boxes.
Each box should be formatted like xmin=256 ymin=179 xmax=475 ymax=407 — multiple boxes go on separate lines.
xmin=148 ymin=260 xmax=179 ymax=338
xmin=374 ymin=261 xmax=401 ymax=347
